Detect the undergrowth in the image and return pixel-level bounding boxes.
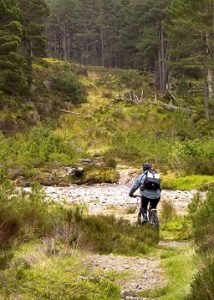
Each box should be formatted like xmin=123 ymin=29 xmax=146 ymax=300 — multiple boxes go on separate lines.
xmin=0 ymin=183 xmax=159 ymax=255
xmin=0 ymin=246 xmax=120 ymax=300
xmin=1 ymin=60 xmax=214 ymax=185
xmin=185 ymin=189 xmax=214 ymax=299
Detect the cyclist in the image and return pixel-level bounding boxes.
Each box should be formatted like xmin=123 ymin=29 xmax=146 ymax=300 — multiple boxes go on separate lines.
xmin=129 ymin=163 xmax=161 ymax=224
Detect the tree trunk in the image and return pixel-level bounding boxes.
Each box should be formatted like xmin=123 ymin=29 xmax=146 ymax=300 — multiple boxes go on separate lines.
xmin=63 ymin=22 xmax=67 ymax=60
xmin=27 ymin=40 xmax=33 ymax=93
xmin=156 ymin=19 xmax=169 ymax=92
xmin=204 ymin=68 xmax=210 ymax=120
xmin=99 ymin=1 xmax=105 ymax=66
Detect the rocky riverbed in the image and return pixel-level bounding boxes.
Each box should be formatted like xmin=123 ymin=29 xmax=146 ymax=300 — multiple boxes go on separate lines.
xmin=42 ymin=183 xmax=201 ymax=216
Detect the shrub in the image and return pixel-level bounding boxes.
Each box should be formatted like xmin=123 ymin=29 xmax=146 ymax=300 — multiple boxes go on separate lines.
xmin=189 ymin=189 xmax=214 ymax=253
xmin=70 ymin=214 xmax=159 ymax=255
xmin=51 ymin=71 xmax=86 ymax=103
xmin=168 ymin=110 xmax=196 ymax=139
xmin=0 ymin=182 xmax=64 ymax=245
xmin=0 ymin=125 xmax=77 ymax=169
xmin=82 ymin=166 xmax=119 ymax=184
xmin=186 ymin=259 xmax=214 ymax=300
xmin=186 ymin=189 xmax=214 ymax=300
xmin=0 ymin=182 xmax=159 ymax=255
xmin=181 ymin=139 xmax=214 ymax=175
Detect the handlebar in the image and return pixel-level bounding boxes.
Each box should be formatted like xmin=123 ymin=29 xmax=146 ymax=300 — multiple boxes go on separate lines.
xmin=132 ymin=194 xmax=141 ymax=198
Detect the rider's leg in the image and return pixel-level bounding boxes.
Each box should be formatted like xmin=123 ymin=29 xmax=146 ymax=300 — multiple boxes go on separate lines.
xmin=149 ymin=197 xmax=160 ymax=210
xmin=141 ymin=196 xmax=149 ymax=222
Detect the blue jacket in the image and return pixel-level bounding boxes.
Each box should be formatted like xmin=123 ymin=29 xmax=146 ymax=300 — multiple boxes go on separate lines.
xmin=129 ymin=172 xmax=161 ymax=199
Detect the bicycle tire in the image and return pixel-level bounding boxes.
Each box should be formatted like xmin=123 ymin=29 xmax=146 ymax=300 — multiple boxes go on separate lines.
xmin=149 ymin=209 xmax=159 ymax=228
xmin=137 ymin=209 xmax=148 ymax=225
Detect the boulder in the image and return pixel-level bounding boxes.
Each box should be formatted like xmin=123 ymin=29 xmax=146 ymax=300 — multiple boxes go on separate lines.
xmin=67 ymin=167 xmax=84 ymax=177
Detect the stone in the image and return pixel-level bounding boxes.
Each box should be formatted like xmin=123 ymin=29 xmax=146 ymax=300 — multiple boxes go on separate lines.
xmin=67 ymin=167 xmax=84 ymax=177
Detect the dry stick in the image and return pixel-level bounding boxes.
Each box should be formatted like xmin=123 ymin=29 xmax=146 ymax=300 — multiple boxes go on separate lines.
xmin=167 ymin=90 xmax=178 ymax=103
xmin=149 ymin=101 xmax=198 ymax=114
xmin=59 ymin=109 xmax=91 ymax=118
xmin=140 ymin=88 xmax=144 ymax=102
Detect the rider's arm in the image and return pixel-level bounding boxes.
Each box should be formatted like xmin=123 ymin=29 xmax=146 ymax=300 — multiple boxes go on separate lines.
xmin=129 ymin=174 xmax=145 ymax=197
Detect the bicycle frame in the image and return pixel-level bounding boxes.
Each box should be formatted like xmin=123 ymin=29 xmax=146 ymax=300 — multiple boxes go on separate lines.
xmin=134 ymin=195 xmax=159 ymax=228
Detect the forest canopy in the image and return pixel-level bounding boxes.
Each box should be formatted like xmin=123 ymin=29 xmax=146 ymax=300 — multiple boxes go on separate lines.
xmin=0 ymin=0 xmax=214 ymax=118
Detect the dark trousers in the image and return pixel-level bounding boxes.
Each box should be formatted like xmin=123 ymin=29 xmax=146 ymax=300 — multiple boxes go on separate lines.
xmin=141 ymin=196 xmax=160 ymax=210
xmin=140 ymin=196 xmax=160 ymax=221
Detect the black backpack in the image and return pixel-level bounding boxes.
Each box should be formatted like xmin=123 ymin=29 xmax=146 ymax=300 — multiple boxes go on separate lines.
xmin=141 ymin=170 xmax=161 ymax=191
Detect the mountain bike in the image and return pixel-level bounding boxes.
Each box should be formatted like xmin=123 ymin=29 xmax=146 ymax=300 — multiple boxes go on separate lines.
xmin=134 ymin=195 xmax=159 ymax=228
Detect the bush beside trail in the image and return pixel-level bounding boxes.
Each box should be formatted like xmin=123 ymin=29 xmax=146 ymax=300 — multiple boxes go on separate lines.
xmin=186 ymin=189 xmax=214 ymax=299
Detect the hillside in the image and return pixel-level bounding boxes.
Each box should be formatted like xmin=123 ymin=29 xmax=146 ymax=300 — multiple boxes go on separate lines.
xmin=0 ymin=58 xmax=213 ymax=190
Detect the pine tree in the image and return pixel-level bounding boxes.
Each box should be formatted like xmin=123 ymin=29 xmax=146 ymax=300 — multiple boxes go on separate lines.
xmin=46 ymin=0 xmax=125 ymax=67
xmin=0 ymin=0 xmax=26 ymax=94
xmin=17 ymin=0 xmax=49 ymax=92
xmin=169 ymin=0 xmax=214 ymax=118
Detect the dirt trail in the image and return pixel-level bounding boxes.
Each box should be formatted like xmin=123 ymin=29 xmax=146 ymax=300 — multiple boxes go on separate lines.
xmin=85 ymin=254 xmax=165 ymax=300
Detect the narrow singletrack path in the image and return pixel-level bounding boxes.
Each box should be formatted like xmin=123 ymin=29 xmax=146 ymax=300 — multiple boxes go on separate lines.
xmin=85 ymin=253 xmax=165 ymax=299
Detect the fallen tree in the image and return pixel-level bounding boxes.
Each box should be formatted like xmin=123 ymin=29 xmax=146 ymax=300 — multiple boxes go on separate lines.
xmin=149 ymin=101 xmax=198 ymax=114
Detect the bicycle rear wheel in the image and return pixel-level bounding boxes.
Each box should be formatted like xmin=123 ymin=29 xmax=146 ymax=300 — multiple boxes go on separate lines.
xmin=149 ymin=209 xmax=159 ymax=228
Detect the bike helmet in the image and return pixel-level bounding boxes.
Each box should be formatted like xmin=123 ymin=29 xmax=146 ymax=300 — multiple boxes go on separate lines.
xmin=142 ymin=163 xmax=152 ymax=171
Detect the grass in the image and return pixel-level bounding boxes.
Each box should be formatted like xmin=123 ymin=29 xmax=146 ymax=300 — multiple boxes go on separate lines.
xmin=162 ymin=174 xmax=214 ymax=190
xmin=138 ymin=246 xmax=197 ymax=300
xmin=0 ymin=242 xmax=121 ymax=300
xmin=159 ymin=201 xmax=192 ymax=241
xmin=160 ymin=216 xmax=192 ymax=241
